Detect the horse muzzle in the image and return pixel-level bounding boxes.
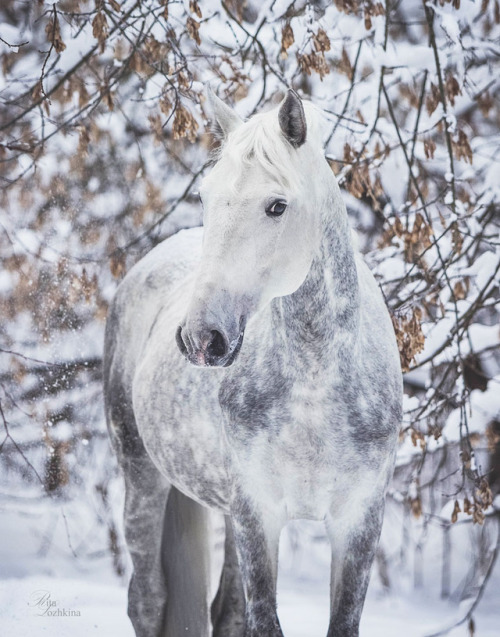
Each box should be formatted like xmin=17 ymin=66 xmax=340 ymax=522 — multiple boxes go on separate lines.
xmin=176 ymin=321 xmax=245 ymax=368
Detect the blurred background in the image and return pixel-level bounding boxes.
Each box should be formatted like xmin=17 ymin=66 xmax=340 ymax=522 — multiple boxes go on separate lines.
xmin=0 ymin=1 xmax=499 ymax=635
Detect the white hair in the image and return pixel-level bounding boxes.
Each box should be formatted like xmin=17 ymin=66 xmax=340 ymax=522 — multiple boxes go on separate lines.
xmin=213 ymin=100 xmax=326 ymax=194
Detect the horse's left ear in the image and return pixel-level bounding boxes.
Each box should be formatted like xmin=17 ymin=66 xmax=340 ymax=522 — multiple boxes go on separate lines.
xmin=279 ymin=89 xmax=307 ymax=148
xmin=206 ymin=86 xmax=243 ymax=141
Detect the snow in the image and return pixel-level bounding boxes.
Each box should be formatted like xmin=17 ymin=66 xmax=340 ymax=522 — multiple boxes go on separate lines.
xmin=1 ymin=495 xmax=499 ymax=637
xmin=463 ymin=251 xmax=500 ymax=290
xmin=445 ymin=379 xmax=500 ymax=440
xmin=1 ymin=574 xmax=457 ymax=637
xmin=377 ymin=45 xmax=435 ymax=71
xmin=419 ymin=314 xmax=499 ymax=370
xmin=0 ymin=577 xmax=133 ymax=637
xmin=439 ymin=13 xmax=460 ymax=45
xmin=0 ymin=23 xmax=23 ymax=53
xmin=1 ymin=0 xmax=500 ymax=635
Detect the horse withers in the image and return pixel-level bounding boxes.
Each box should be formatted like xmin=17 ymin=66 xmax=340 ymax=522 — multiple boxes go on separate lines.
xmin=103 ymin=89 xmax=403 ymax=637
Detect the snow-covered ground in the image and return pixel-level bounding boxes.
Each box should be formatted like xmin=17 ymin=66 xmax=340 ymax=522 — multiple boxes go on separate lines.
xmin=1 ymin=493 xmax=498 ymax=636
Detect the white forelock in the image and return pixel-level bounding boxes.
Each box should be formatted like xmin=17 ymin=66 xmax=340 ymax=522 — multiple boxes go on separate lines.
xmin=213 ymin=99 xmax=326 ymax=193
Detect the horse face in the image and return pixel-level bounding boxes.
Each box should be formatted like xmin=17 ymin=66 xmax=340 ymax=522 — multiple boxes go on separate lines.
xmin=177 ymin=91 xmax=320 ymax=368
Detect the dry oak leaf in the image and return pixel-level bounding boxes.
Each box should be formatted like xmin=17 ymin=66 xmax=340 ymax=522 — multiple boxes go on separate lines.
xmin=391 ymin=307 xmax=425 ymax=372
xmin=313 ymin=29 xmax=331 ymax=53
xmin=189 ymin=1 xmax=202 ymax=18
xmin=280 ymin=23 xmax=294 ymax=58
xmin=445 ymin=73 xmax=461 ymax=106
xmin=159 ymin=94 xmax=172 ymax=116
xmin=410 ymin=495 xmax=422 ymax=519
xmin=424 ymin=137 xmax=436 ymax=159
xmin=426 ymin=82 xmax=440 ymax=115
xmin=338 ymin=47 xmax=353 ymax=80
xmin=187 ymin=16 xmax=201 ymax=46
xmin=297 ymin=51 xmax=330 ymax=80
xmin=160 ymin=0 xmax=169 ymax=20
xmin=451 ymin=499 xmax=461 ymax=523
xmin=453 ymin=129 xmax=473 ymax=163
xmin=92 ymin=12 xmax=109 ymax=51
xmin=173 ymin=104 xmax=199 ymax=142
xmin=110 ymin=251 xmax=126 ymax=279
xmin=45 ymin=13 xmax=66 ymax=53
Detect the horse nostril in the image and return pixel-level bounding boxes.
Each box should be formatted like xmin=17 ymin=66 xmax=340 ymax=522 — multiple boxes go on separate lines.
xmin=176 ymin=326 xmax=188 ymax=355
xmin=206 ymin=330 xmax=227 ymax=359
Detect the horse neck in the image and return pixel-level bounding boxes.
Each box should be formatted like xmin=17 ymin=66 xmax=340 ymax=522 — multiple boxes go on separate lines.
xmin=275 ymin=169 xmax=360 ymax=370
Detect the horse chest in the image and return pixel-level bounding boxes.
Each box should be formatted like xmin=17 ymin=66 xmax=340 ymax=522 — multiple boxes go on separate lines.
xmin=223 ymin=375 xmax=356 ymax=520
xmin=234 ymin=418 xmax=356 ymax=521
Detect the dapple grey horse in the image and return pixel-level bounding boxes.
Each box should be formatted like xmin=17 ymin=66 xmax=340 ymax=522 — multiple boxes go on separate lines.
xmin=103 ymin=89 xmax=403 ymax=637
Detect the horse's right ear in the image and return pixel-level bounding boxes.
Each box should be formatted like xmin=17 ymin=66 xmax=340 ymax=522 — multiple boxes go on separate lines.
xmin=206 ymin=86 xmax=243 ymax=141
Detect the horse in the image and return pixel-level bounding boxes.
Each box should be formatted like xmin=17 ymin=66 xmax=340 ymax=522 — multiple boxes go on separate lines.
xmin=103 ymin=89 xmax=403 ymax=637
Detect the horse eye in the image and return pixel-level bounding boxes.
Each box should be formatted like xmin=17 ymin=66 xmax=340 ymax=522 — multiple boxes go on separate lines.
xmin=266 ymin=200 xmax=287 ymax=217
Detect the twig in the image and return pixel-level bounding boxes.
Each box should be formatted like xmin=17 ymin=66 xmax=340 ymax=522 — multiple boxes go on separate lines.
xmin=0 ymin=0 xmax=142 ymax=133
xmin=0 ymin=347 xmax=101 ymax=370
xmin=425 ymin=513 xmax=500 ymax=637
xmin=326 ymin=40 xmax=363 ymax=144
xmin=0 ymin=36 xmax=29 ymax=49
xmin=406 ymin=70 xmax=428 ymax=204
xmin=423 ymin=1 xmax=456 ymax=215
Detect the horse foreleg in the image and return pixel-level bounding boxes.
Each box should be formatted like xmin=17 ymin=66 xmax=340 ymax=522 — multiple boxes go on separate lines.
xmin=230 ymin=496 xmax=285 ymax=637
xmin=121 ymin=449 xmax=171 ymax=637
xmin=211 ymin=516 xmax=246 ymax=637
xmin=325 ymin=499 xmax=385 ymax=637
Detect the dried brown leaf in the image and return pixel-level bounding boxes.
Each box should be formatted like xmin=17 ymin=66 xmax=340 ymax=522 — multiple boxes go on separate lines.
xmin=313 ymin=29 xmax=330 ymax=53
xmin=445 ymin=73 xmax=461 ymax=106
xmin=189 ymin=0 xmax=202 ymax=18
xmin=424 ymin=137 xmax=436 ymax=159
xmin=486 ymin=421 xmax=500 ymax=453
xmin=187 ymin=16 xmax=201 ymax=46
xmin=160 ymin=0 xmax=169 ymax=19
xmin=109 ymin=251 xmax=126 ymax=279
xmin=173 ymin=104 xmax=199 ymax=142
xmin=92 ymin=12 xmax=109 ymax=52
xmin=451 ymin=221 xmax=463 ymax=254
xmin=426 ymin=82 xmax=440 ymax=115
xmin=45 ymin=12 xmax=66 ymax=54
xmin=159 ymin=94 xmax=172 ymax=116
xmin=468 ymin=617 xmax=475 ymax=637
xmin=453 ymin=129 xmax=473 ymax=163
xmin=410 ymin=495 xmax=422 ymax=519
xmin=297 ymin=51 xmax=330 ymax=80
xmin=280 ymin=23 xmax=294 ymax=59
xmin=338 ymin=47 xmax=353 ymax=80
xmin=77 ymin=125 xmax=90 ymax=157
xmin=391 ymin=308 xmax=425 ymax=372
xmin=453 ymin=280 xmax=466 ymax=300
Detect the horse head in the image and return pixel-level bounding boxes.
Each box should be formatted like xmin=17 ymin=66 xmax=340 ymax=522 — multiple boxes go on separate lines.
xmin=176 ymin=89 xmax=326 ymax=367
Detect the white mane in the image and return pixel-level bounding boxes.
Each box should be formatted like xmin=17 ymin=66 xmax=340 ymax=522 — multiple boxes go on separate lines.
xmin=214 ymin=100 xmax=325 ymax=193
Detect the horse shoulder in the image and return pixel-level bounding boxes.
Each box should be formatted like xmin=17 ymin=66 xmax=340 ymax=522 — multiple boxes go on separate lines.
xmin=105 ymin=227 xmax=203 ymax=386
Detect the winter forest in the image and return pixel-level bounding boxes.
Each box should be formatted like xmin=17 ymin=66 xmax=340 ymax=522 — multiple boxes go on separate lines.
xmin=0 ymin=0 xmax=499 ymax=635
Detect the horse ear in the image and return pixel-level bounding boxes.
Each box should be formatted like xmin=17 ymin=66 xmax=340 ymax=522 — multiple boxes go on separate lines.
xmin=278 ymin=89 xmax=307 ymax=148
xmin=206 ymin=86 xmax=243 ymax=141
